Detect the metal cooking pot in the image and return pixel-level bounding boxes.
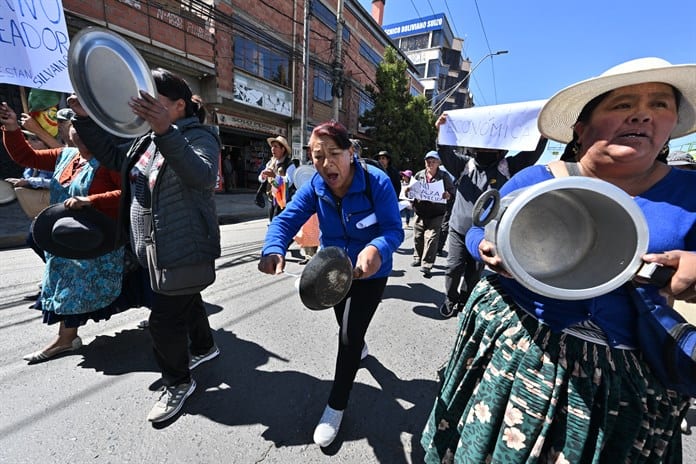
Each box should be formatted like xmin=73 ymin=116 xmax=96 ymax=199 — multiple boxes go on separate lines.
xmin=472 ymin=176 xmax=672 ymax=300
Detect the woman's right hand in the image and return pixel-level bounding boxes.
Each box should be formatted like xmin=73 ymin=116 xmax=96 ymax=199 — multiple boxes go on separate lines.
xmin=479 ymin=239 xmax=512 ymax=278
xmin=0 ymin=102 xmax=19 ymax=131
xmin=642 ymin=250 xmax=696 ymax=302
xmin=258 ymin=254 xmax=285 ymax=275
xmin=66 ymin=94 xmax=89 ymax=118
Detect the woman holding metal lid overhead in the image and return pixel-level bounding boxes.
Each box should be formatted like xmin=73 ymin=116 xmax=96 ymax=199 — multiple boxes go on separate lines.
xmin=421 ymin=57 xmax=696 ymax=463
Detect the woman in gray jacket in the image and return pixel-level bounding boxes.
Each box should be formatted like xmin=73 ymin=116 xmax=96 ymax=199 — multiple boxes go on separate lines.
xmin=69 ymin=68 xmax=221 ymax=423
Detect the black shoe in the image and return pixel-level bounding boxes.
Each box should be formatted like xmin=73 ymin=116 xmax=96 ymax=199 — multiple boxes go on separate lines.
xmin=23 ymin=291 xmax=41 ymax=301
xmin=421 ymin=267 xmax=432 ymax=278
xmin=411 ymin=259 xmax=421 ymax=267
xmin=439 ymin=301 xmax=456 ymax=318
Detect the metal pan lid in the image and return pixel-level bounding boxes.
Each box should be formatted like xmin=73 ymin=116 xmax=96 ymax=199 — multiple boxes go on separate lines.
xmin=293 ymin=165 xmax=316 ymax=190
xmin=0 ymin=180 xmax=17 ymax=205
xmin=68 ymin=27 xmax=156 ymax=138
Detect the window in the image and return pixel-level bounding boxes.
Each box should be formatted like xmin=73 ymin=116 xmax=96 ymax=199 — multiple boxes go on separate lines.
xmin=313 ymin=1 xmax=351 ymax=42
xmin=234 ymin=36 xmax=290 ymax=87
xmin=430 ymin=30 xmax=443 ymax=48
xmin=314 ymin=71 xmax=333 ymax=103
xmin=400 ymin=33 xmax=429 ymax=51
xmin=426 ymin=59 xmax=439 ymax=78
xmin=359 ymin=41 xmax=382 ymax=67
xmin=414 ymin=63 xmax=425 ymax=77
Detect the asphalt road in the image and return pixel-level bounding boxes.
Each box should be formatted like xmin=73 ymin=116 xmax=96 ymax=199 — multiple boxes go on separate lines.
xmin=0 ymin=219 xmax=693 ymax=463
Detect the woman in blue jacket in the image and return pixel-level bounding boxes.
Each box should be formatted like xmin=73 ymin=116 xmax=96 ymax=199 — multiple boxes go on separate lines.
xmin=258 ymin=120 xmax=404 ymax=447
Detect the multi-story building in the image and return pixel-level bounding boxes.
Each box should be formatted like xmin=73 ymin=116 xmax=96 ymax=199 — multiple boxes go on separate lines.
xmin=1 ymin=0 xmax=421 ymax=187
xmin=383 ymin=13 xmax=473 ymax=114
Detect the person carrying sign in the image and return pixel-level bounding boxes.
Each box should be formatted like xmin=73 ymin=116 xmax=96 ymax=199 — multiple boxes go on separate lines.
xmin=406 ymin=151 xmax=454 ymax=278
xmin=435 ymin=114 xmax=547 ymax=317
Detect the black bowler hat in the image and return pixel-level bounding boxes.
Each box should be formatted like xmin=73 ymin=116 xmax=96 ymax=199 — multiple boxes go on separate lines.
xmin=31 ymin=203 xmax=117 ymax=259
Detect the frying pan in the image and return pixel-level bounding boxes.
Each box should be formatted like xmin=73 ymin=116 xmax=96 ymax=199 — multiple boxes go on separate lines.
xmin=287 ymin=246 xmax=354 ymax=310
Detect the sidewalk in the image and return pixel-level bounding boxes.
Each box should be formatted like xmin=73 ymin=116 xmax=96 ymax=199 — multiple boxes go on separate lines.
xmin=0 ymin=190 xmax=266 ymax=250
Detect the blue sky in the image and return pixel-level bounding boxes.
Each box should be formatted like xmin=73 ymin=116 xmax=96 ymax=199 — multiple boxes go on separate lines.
xmin=358 ymin=0 xmax=696 ymax=152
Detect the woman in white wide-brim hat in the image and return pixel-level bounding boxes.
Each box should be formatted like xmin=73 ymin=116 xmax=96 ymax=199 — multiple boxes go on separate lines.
xmin=422 ymin=57 xmax=696 ymax=463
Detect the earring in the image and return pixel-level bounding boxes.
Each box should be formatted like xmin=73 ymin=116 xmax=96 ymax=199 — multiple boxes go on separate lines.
xmin=571 ymin=142 xmax=579 ymax=155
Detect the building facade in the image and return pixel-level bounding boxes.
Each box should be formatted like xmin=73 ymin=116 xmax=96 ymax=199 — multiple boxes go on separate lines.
xmin=1 ymin=0 xmax=421 ymax=186
xmin=383 ymin=13 xmax=473 ymax=114
xmin=50 ymin=0 xmax=422 ymax=188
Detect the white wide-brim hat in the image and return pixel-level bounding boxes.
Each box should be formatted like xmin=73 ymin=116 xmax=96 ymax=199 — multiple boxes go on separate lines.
xmin=538 ymin=57 xmax=696 ymax=143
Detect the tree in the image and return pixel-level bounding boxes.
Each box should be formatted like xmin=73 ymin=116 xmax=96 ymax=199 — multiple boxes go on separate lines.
xmin=360 ymin=47 xmax=437 ymax=171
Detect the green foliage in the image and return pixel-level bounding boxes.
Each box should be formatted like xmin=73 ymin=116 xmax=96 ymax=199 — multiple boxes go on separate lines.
xmin=360 ymin=47 xmax=437 ymax=171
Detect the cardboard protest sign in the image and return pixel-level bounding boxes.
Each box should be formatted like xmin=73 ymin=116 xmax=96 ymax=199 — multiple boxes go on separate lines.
xmin=407 ymin=179 xmax=446 ymax=204
xmin=0 ymin=0 xmax=72 ymax=92
xmin=438 ymin=100 xmax=546 ymax=152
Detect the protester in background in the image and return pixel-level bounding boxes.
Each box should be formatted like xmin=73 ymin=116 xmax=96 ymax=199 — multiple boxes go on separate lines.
xmin=1 ymin=102 xmax=123 ymax=364
xmin=435 ymin=115 xmax=547 ymax=317
xmin=259 ymin=121 xmax=403 ymax=448
xmin=667 ymin=150 xmax=696 ymax=171
xmin=375 ymin=150 xmax=401 ymax=198
xmin=259 ymin=135 xmax=295 ymax=222
xmin=70 ymin=68 xmax=221 ymax=423
xmin=399 ymin=169 xmax=413 ymax=227
xmin=422 ymin=57 xmax=696 ymax=463
xmin=222 ymin=153 xmax=235 ymax=192
xmin=436 ymin=166 xmax=456 ymax=257
xmin=407 ymin=151 xmax=454 ymax=278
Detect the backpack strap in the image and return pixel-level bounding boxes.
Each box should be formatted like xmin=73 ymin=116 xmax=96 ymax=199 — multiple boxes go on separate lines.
xmin=359 ymin=159 xmax=375 ymax=210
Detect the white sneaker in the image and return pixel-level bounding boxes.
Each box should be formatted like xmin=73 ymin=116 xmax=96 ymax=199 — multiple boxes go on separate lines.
xmin=313 ymin=405 xmax=344 ymax=447
xmin=360 ymin=343 xmax=369 ymax=361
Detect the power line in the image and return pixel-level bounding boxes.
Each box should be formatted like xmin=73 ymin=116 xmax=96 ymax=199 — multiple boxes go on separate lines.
xmin=442 ymin=0 xmax=460 ymax=37
xmin=408 ymin=0 xmax=421 ymax=18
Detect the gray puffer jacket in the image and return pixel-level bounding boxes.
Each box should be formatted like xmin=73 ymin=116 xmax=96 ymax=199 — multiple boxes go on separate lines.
xmin=73 ymin=116 xmax=221 ymax=268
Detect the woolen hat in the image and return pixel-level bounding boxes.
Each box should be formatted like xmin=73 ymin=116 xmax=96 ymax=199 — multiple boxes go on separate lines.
xmin=667 ymin=150 xmax=696 ymax=167
xmin=31 ymin=203 xmax=117 ymax=259
xmin=538 ymin=57 xmax=696 ymax=143
xmin=400 ymin=169 xmax=413 ymax=178
xmin=266 ymin=135 xmax=291 ymax=154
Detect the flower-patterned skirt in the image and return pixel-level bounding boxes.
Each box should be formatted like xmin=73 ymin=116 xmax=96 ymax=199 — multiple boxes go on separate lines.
xmin=421 ymin=276 xmax=689 ymax=464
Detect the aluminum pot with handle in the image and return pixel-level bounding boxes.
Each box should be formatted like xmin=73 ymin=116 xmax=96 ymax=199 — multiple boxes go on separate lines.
xmin=471 ymin=176 xmax=673 ymax=300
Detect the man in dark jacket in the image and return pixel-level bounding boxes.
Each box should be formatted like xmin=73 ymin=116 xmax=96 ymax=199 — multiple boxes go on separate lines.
xmin=408 ymin=151 xmax=455 ymax=278
xmin=436 ymin=114 xmax=547 ymax=317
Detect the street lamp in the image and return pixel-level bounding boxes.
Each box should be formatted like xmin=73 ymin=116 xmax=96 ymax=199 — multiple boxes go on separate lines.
xmin=432 ymin=50 xmax=508 ymax=114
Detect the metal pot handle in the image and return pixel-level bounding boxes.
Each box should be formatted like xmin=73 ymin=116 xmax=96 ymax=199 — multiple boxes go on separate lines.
xmin=472 ymin=189 xmax=501 ymax=227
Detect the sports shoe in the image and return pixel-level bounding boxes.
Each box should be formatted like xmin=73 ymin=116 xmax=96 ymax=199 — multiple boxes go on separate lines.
xmin=439 ymin=300 xmax=456 ymax=318
xmin=410 ymin=259 xmax=421 ymax=267
xmin=421 ymin=267 xmax=432 ymax=278
xmin=360 ymin=343 xmax=369 ymax=361
xmin=147 ymin=380 xmax=196 ymax=423
xmin=189 ymin=345 xmax=220 ymax=370
xmin=313 ymin=405 xmax=344 ymax=447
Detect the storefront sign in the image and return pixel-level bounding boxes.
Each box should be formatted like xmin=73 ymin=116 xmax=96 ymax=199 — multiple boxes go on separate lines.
xmin=233 ymin=72 xmax=292 ymax=117
xmin=216 ymin=112 xmax=287 ymax=137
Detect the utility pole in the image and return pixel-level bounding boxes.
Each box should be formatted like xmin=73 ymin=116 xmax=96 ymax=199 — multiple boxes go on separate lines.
xmin=300 ymin=0 xmax=312 ymax=160
xmin=331 ymin=0 xmax=344 ymax=120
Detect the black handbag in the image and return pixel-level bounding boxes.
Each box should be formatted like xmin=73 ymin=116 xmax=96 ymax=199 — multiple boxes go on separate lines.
xmin=254 ymin=181 xmax=267 ymax=208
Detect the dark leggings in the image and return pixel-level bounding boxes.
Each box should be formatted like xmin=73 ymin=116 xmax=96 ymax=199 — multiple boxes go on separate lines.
xmin=328 ymin=277 xmax=388 ymax=410
xmin=149 ymin=290 xmax=215 ymax=386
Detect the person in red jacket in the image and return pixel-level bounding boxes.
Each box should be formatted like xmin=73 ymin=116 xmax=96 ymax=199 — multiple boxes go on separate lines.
xmin=1 ymin=101 xmax=124 ymax=364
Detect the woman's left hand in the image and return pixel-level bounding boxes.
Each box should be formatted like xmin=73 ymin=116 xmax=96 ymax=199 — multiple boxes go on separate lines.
xmin=354 ymin=245 xmax=381 ymax=279
xmin=129 ymin=90 xmax=172 ymax=135
xmin=642 ymin=250 xmax=696 ymax=302
xmin=64 ymin=196 xmax=91 ymax=209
